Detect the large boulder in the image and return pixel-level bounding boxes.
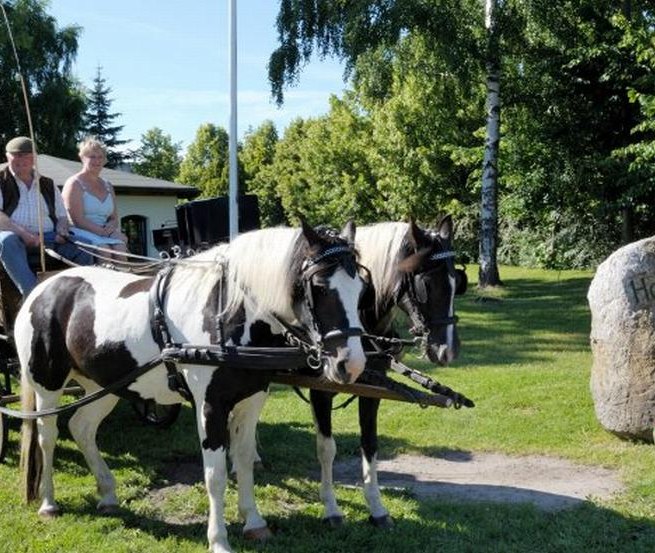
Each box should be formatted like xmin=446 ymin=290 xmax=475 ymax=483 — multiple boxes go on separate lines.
xmin=588 ymin=236 xmax=655 ymax=442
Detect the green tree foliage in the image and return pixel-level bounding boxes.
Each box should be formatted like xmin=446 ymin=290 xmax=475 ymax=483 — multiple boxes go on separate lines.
xmin=498 ymin=0 xmax=655 ymax=267
xmin=178 ymin=123 xmax=231 ymax=198
xmin=264 ymin=0 xmax=655 ymax=269
xmin=612 ymin=11 xmax=655 ymax=198
xmin=273 ymin=96 xmax=378 ymax=226
xmin=355 ymin=35 xmax=482 ymax=222
xmin=0 ymin=0 xmax=86 ymax=158
xmin=239 ymin=120 xmax=286 ymax=226
xmin=82 ymin=66 xmax=127 ymax=167
xmin=268 ymin=0 xmax=504 ymax=282
xmin=269 ymin=0 xmax=482 ymax=105
xmin=131 ymin=127 xmax=182 ymax=182
xmin=266 ymin=29 xmax=483 ymax=231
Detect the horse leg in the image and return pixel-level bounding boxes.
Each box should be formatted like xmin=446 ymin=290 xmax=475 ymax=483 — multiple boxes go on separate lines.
xmin=186 ymin=371 xmax=233 ymax=553
xmin=229 ymin=391 xmax=271 ymax=540
xmin=359 ymin=397 xmax=392 ymax=527
xmin=310 ymin=389 xmax=344 ymax=526
xmin=67 ymin=377 xmax=120 ymax=513
xmin=34 ymin=389 xmax=65 ymax=517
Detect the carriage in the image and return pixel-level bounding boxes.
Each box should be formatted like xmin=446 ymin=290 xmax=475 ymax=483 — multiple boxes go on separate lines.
xmin=0 ymin=218 xmax=472 ymax=553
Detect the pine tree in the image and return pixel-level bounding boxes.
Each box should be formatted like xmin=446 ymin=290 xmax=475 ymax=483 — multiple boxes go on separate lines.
xmin=83 ymin=66 xmax=127 ymax=167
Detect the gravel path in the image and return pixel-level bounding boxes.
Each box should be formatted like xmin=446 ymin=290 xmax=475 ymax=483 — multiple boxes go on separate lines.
xmin=332 ymin=452 xmax=623 ymax=511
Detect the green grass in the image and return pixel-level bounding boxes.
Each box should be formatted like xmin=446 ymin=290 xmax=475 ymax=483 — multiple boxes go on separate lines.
xmin=2 ymin=265 xmax=655 ymax=552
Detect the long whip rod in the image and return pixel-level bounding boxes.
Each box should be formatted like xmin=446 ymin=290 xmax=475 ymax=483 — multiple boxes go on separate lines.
xmin=1 ymin=2 xmax=46 ymax=271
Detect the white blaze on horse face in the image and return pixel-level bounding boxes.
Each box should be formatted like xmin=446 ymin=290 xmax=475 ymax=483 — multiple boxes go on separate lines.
xmin=326 ymin=267 xmax=366 ymax=382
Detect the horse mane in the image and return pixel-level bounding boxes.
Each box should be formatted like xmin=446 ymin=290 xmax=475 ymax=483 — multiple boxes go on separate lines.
xmin=167 ymin=245 xmax=228 ymax=311
xmin=356 ymin=222 xmax=410 ymax=312
xmin=222 ymin=227 xmax=304 ymax=322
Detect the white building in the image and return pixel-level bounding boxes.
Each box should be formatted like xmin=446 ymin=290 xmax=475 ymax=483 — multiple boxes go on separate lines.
xmin=24 ymin=155 xmax=199 ymax=256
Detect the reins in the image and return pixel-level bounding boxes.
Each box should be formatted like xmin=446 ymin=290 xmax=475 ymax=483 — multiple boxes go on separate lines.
xmin=0 ymin=356 xmax=165 ymax=420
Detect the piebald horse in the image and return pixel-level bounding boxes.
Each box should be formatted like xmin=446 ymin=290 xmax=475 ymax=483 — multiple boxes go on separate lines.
xmin=17 ymin=221 xmax=366 ymax=553
xmin=235 ymin=217 xmax=465 ymax=527
xmin=310 ymin=217 xmax=466 ymax=526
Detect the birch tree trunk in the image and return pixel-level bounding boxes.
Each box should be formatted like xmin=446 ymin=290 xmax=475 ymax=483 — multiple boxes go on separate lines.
xmin=479 ymin=0 xmax=502 ymax=287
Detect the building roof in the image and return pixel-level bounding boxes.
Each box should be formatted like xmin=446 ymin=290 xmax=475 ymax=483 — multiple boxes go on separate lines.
xmin=0 ymin=155 xmax=200 ymax=199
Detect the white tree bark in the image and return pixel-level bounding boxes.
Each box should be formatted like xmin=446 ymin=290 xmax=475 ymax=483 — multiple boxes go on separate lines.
xmin=479 ymin=0 xmax=501 ymax=287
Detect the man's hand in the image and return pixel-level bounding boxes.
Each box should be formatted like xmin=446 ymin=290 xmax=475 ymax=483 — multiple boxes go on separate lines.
xmin=21 ymin=231 xmax=40 ymax=248
xmin=55 ymin=218 xmax=69 ymax=244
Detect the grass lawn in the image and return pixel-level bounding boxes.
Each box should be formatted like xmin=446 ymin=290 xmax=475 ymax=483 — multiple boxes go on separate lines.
xmin=1 ymin=265 xmax=654 ymax=552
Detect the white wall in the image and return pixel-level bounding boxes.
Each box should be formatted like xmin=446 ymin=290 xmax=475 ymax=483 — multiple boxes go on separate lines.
xmin=115 ymin=195 xmax=179 ymax=257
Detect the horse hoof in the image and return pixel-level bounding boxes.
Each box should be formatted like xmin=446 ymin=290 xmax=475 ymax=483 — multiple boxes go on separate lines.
xmin=38 ymin=506 xmax=60 ymax=519
xmin=243 ymin=526 xmax=273 ymax=541
xmin=369 ymin=514 xmax=394 ymax=528
xmin=323 ymin=515 xmax=344 ymax=527
xmin=98 ymin=504 xmax=119 ymax=515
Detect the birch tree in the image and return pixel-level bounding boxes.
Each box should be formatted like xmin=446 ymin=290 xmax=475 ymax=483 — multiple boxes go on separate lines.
xmin=479 ymin=0 xmax=502 ymax=286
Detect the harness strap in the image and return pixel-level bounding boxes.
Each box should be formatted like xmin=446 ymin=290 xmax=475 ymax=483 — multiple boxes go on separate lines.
xmin=0 ymin=357 xmax=164 ymax=419
xmin=290 ymin=385 xmax=359 ymax=411
xmin=149 ymin=265 xmax=193 ymax=402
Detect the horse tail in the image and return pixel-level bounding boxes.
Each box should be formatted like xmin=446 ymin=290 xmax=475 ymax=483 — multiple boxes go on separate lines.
xmin=19 ymin=372 xmax=41 ymax=502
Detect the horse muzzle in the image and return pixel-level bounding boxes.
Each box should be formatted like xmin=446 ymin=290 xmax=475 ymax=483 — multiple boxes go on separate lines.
xmin=322 ymin=332 xmax=366 ymax=384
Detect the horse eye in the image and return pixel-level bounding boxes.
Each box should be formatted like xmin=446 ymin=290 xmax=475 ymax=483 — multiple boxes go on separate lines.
xmin=312 ymin=278 xmax=329 ymax=291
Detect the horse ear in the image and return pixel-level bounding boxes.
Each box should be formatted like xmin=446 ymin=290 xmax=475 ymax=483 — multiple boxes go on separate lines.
xmin=408 ymin=218 xmax=428 ymax=251
xmin=398 ymin=247 xmax=432 ymax=273
xmin=437 ymin=215 xmax=453 ymax=241
xmin=340 ymin=219 xmax=356 ymax=245
xmin=300 ymin=217 xmax=321 ymax=247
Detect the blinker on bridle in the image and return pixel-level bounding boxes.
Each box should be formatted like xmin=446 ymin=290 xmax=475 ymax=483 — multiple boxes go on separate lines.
xmin=404 ymin=247 xmax=466 ymax=339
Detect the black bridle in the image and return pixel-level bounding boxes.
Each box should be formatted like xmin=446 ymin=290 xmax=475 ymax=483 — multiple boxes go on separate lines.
xmin=278 ymin=243 xmax=364 ymax=370
xmin=401 ymin=249 xmax=465 ymax=340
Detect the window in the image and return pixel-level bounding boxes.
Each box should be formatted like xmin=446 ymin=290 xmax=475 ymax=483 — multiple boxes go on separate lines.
xmin=121 ymin=215 xmax=147 ymax=256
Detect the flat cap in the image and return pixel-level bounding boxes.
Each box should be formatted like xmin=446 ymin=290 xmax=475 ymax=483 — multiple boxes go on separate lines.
xmin=6 ymin=136 xmax=34 ymax=154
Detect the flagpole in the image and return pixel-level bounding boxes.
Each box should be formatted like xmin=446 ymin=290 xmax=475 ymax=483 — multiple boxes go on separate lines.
xmin=228 ymin=0 xmax=238 ymax=240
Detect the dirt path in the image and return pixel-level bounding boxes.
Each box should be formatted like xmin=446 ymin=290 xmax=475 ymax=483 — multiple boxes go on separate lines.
xmin=151 ymin=452 xmax=624 ymax=516
xmin=332 ymin=452 xmax=624 ymax=511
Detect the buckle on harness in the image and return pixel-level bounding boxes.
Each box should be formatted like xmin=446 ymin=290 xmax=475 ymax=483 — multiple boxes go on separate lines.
xmin=165 ymin=360 xmax=193 ymax=402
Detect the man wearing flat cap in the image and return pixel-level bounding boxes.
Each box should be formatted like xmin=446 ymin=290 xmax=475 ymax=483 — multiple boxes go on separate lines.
xmin=0 ymin=136 xmax=92 ymax=296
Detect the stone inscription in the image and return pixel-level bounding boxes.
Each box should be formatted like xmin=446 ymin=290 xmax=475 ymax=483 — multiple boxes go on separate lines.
xmin=626 ymin=273 xmax=655 ymax=307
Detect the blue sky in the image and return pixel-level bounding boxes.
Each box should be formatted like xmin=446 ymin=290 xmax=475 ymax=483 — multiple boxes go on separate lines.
xmin=48 ymin=1 xmax=347 ymax=149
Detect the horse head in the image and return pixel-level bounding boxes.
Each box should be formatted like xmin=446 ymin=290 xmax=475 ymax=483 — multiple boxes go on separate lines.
xmin=295 ymin=219 xmax=367 ymax=384
xmin=397 ymin=216 xmax=466 ymax=365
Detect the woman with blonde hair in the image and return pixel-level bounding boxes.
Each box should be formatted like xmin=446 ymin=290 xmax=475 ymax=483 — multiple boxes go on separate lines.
xmin=62 ymin=137 xmax=128 ymax=259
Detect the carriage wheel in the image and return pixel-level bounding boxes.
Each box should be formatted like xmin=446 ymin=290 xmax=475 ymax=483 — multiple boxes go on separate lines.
xmin=130 ymin=399 xmax=181 ymax=429
xmin=0 ymin=413 xmax=8 ymax=464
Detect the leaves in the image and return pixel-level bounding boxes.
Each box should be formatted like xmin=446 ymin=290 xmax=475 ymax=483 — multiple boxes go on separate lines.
xmin=0 ymin=0 xmax=85 ymax=158
xmin=131 ymin=128 xmax=182 ymax=182
xmin=82 ymin=66 xmax=128 ymax=167
xmin=178 ymin=124 xmax=231 ymax=198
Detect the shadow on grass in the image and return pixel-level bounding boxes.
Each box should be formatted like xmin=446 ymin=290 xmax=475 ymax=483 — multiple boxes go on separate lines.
xmin=5 ymin=401 xmax=655 ymax=552
xmin=449 ymin=277 xmax=593 ymax=368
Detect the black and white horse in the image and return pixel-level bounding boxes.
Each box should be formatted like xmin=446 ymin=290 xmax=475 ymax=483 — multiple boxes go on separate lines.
xmin=17 ymin=221 xmax=366 ymax=553
xmin=309 ymin=217 xmax=465 ymax=526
